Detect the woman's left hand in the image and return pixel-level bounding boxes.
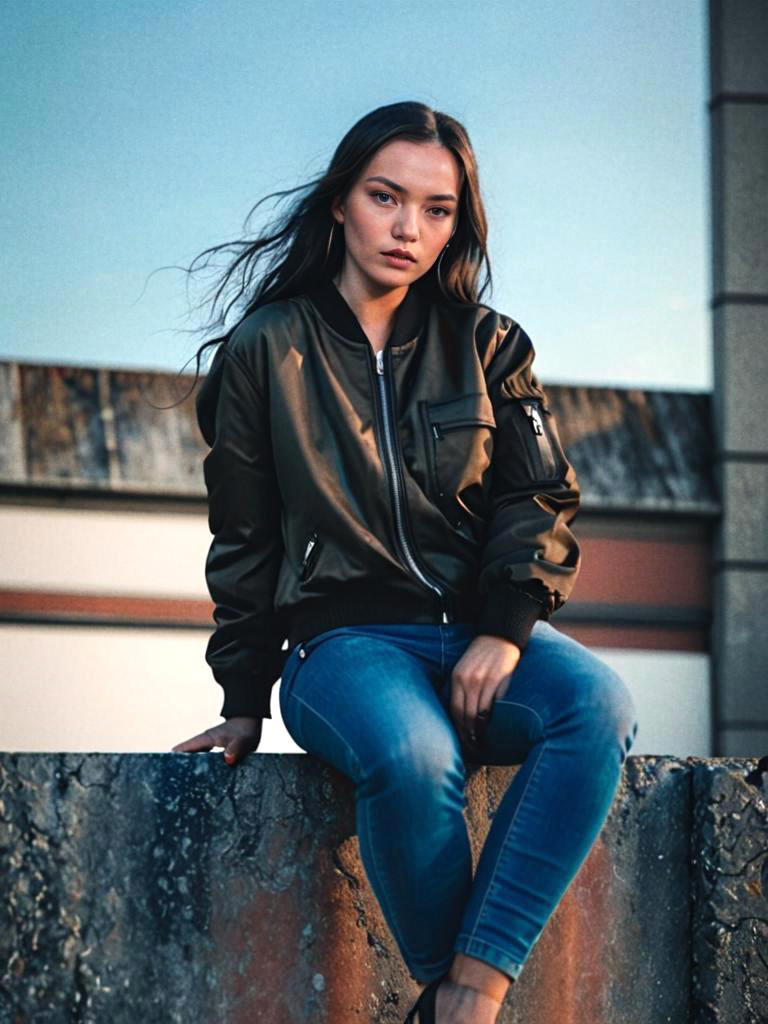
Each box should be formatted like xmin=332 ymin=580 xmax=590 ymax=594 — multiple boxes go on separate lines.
xmin=449 ymin=634 xmax=521 ymax=749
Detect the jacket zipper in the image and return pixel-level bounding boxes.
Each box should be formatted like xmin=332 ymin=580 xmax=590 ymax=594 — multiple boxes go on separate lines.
xmin=520 ymin=400 xmax=557 ymax=477
xmin=374 ymin=348 xmax=450 ymax=623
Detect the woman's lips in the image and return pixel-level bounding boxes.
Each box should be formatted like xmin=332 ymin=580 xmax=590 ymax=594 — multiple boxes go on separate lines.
xmin=382 ymin=252 xmax=414 ymax=268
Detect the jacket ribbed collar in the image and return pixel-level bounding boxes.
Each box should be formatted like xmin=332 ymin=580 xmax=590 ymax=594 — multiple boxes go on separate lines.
xmin=305 ymin=272 xmax=431 ymax=348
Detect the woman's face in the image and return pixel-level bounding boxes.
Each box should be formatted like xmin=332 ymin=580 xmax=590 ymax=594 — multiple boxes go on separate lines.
xmin=331 ymin=138 xmax=461 ymax=292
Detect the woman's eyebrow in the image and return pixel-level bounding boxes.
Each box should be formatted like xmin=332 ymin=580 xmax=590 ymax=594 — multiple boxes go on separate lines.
xmin=365 ymin=175 xmax=457 ymax=202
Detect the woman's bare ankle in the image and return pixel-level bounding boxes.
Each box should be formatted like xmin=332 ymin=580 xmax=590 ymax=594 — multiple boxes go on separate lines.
xmin=447 ymin=952 xmax=511 ymax=1004
xmin=435 ymin=979 xmax=503 ymax=1024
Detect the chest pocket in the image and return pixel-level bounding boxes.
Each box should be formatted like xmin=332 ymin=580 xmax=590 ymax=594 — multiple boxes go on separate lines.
xmin=419 ymin=392 xmax=497 ymax=523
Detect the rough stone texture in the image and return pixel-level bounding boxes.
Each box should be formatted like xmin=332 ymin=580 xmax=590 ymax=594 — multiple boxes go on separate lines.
xmin=691 ymin=759 xmax=768 ymax=1024
xmin=510 ymin=756 xmax=693 ymax=1024
xmin=1 ymin=753 xmax=765 ymax=1023
xmin=0 ymin=752 xmax=401 ymax=1023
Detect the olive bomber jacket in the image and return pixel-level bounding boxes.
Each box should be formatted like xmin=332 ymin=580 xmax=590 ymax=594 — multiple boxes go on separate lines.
xmin=195 ymin=272 xmax=581 ymax=719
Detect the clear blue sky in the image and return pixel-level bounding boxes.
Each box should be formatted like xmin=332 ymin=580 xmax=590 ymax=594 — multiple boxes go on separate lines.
xmin=2 ymin=0 xmax=709 ymax=390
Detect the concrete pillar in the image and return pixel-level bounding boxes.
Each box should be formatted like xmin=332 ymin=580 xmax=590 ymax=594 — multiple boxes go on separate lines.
xmin=708 ymin=0 xmax=768 ymax=754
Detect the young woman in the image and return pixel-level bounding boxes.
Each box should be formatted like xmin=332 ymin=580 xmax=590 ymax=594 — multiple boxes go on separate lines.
xmin=172 ymin=101 xmax=639 ymax=1024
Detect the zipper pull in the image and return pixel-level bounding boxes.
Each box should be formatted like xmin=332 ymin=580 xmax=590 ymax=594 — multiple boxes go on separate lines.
xmin=299 ymin=530 xmax=318 ymax=580
xmin=376 ymin=349 xmax=384 ymax=375
xmin=302 ymin=533 xmax=317 ymax=563
xmin=431 ymin=422 xmax=443 ymax=440
xmin=524 ymin=402 xmax=545 ymax=436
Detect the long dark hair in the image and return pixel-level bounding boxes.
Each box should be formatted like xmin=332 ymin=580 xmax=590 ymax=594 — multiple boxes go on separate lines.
xmin=170 ymin=100 xmax=493 ymax=402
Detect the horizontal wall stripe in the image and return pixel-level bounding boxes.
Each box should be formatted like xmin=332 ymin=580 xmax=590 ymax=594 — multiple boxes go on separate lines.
xmin=0 ymin=614 xmax=215 ymax=631
xmin=711 ymin=560 xmax=768 ymax=572
xmin=558 ymin=623 xmax=707 ymax=653
xmin=0 ymin=589 xmax=211 ymax=625
xmin=0 ymin=482 xmax=207 ymax=508
xmin=711 ymin=292 xmax=768 ymax=308
xmin=558 ymin=603 xmax=710 ymax=626
xmin=0 ymin=485 xmax=722 ymax=519
xmin=575 ymin=536 xmax=712 ymax=607
xmin=0 ymin=613 xmax=705 ymax=653
xmin=0 ymin=589 xmax=710 ymax=651
xmin=712 ymin=450 xmax=768 ymax=464
xmin=0 ymin=505 xmax=210 ymax=597
xmin=576 ymin=500 xmax=720 ymax=519
xmin=708 ymin=92 xmax=768 ymax=110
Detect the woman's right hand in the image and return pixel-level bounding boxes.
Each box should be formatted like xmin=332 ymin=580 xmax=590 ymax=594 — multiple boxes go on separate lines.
xmin=171 ymin=715 xmax=264 ymax=765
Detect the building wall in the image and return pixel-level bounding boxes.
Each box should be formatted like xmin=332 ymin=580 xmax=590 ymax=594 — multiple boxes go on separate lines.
xmin=0 ymin=502 xmax=712 ymax=756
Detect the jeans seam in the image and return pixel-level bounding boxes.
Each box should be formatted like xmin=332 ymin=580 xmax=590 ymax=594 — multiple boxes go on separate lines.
xmin=291 ymin=693 xmax=362 ymax=778
xmin=288 ymin=688 xmax=420 ymax=964
xmin=494 ymin=699 xmax=545 ymax=735
xmin=464 ymin=737 xmax=548 ymax=950
xmin=360 ymin=790 xmax=414 ymax=970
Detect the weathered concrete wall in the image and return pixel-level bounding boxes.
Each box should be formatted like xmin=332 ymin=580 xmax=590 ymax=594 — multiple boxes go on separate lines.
xmin=1 ymin=753 xmax=766 ymax=1023
xmin=691 ymin=758 xmax=768 ymax=1023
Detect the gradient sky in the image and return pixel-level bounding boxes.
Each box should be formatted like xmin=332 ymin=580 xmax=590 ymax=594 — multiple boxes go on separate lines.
xmin=2 ymin=0 xmax=710 ymax=390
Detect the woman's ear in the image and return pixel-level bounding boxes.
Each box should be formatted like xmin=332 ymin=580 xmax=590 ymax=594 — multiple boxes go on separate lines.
xmin=330 ymin=196 xmax=344 ymax=225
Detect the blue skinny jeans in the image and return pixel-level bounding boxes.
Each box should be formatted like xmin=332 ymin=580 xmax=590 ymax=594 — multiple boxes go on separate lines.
xmin=278 ymin=619 xmax=639 ymax=984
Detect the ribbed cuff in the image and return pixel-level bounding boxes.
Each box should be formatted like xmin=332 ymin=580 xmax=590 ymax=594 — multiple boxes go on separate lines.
xmin=218 ymin=675 xmax=273 ymax=720
xmin=474 ymin=583 xmax=546 ymax=650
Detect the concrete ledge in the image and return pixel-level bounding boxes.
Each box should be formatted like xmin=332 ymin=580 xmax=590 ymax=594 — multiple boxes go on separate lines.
xmin=1 ymin=753 xmax=766 ymax=1023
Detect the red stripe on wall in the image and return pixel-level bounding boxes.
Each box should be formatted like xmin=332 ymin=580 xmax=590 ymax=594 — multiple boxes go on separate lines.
xmin=576 ymin=536 xmax=711 ymax=607
xmin=0 ymin=589 xmax=212 ymax=624
xmin=0 ymin=589 xmax=708 ymax=651
xmin=557 ymin=622 xmax=708 ymax=652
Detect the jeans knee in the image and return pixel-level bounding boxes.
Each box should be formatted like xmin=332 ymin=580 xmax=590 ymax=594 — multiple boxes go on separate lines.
xmin=365 ymin=726 xmax=466 ymax=799
xmin=577 ymin=666 xmax=639 ymax=760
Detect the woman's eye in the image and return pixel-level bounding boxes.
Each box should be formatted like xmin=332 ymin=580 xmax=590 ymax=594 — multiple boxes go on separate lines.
xmin=371 ymin=192 xmax=451 ymax=219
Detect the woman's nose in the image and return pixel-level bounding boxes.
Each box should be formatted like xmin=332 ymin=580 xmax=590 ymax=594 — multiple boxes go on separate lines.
xmin=394 ymin=215 xmax=418 ymax=241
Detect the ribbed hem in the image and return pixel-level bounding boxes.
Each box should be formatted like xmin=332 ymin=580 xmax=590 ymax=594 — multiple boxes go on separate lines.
xmin=474 ymin=583 xmax=546 ymax=650
xmin=218 ymin=674 xmax=275 ymax=720
xmin=285 ymin=583 xmax=478 ymax=651
xmin=216 ymin=644 xmax=290 ymax=719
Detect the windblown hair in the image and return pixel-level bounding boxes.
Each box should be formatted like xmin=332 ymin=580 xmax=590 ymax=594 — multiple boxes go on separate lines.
xmin=168 ymin=100 xmax=493 ymax=403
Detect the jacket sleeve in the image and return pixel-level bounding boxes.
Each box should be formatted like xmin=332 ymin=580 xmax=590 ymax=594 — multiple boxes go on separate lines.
xmin=196 ymin=331 xmax=287 ymax=719
xmin=474 ymin=316 xmax=581 ymax=649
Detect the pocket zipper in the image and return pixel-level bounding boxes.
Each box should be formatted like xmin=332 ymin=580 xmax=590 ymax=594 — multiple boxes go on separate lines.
xmin=299 ymin=530 xmax=320 ymax=582
xmin=520 ymin=400 xmax=557 ymax=477
xmin=430 ymin=416 xmax=496 ymax=441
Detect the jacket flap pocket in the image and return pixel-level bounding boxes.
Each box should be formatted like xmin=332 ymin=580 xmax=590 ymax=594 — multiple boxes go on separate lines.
xmin=426 ymin=392 xmax=496 ymax=429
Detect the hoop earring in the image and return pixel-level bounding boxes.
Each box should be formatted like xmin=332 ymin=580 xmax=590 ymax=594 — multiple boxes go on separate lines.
xmin=436 ymin=241 xmax=450 ymax=294
xmin=325 ymin=221 xmax=339 ymax=263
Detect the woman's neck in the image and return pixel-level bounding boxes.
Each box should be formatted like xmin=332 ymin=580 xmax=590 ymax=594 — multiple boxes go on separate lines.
xmin=332 ymin=270 xmax=409 ymax=351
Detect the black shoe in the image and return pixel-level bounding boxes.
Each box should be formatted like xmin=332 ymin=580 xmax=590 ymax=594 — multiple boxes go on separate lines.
xmin=403 ymin=972 xmax=449 ymax=1023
